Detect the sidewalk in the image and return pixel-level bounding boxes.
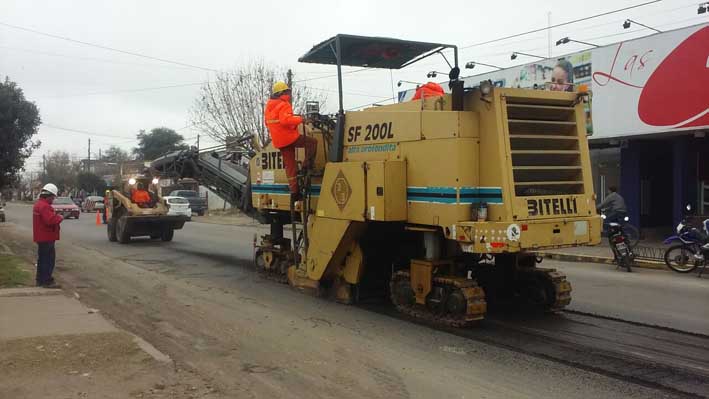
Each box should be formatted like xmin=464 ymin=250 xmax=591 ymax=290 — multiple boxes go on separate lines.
xmin=539 ymin=239 xmax=668 ymax=270
xmin=0 ymin=254 xmax=217 ymax=398
xmin=190 ymin=210 xmax=261 ymax=227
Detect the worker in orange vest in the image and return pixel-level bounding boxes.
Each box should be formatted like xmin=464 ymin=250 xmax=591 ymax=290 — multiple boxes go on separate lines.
xmin=265 ymin=81 xmax=317 ymax=201
xmin=412 ymin=82 xmax=445 ymax=100
xmin=131 ymin=182 xmax=151 ymax=207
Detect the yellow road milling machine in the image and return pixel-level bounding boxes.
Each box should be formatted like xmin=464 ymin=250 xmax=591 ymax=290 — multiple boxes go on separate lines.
xmin=249 ymin=34 xmax=601 ymax=327
xmin=155 ymin=34 xmax=601 ymax=327
xmin=106 ymin=173 xmax=188 ymax=243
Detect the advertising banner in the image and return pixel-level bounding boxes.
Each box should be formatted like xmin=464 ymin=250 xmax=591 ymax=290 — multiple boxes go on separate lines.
xmin=591 ymin=23 xmax=709 ymax=138
xmin=398 ymin=23 xmax=709 ymax=139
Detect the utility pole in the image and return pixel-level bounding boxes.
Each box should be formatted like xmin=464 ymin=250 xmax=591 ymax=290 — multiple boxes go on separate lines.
xmin=286 ymin=69 xmax=293 ymax=89
xmin=547 ymin=12 xmax=552 ymax=58
xmin=99 ymin=148 xmax=102 ymax=160
xmin=87 ymin=138 xmax=91 ymax=172
xmin=42 ymin=154 xmax=46 ymax=180
xmin=197 ymin=134 xmax=200 ymax=151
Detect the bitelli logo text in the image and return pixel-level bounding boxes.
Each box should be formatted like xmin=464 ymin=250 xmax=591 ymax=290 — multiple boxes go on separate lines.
xmin=527 ymin=197 xmax=578 ymax=217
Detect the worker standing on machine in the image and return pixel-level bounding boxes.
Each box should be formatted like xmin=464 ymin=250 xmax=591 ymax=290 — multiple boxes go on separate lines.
xmin=265 ymin=81 xmax=317 ymax=201
xmin=412 ymin=81 xmax=445 ymax=100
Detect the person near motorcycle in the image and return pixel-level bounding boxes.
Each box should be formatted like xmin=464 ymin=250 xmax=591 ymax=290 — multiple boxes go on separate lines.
xmin=597 ymin=186 xmax=627 ymax=223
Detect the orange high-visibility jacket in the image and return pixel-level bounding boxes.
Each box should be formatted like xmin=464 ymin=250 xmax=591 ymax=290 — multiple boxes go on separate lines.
xmin=131 ymin=189 xmax=150 ymax=204
xmin=412 ymin=82 xmax=445 ymax=100
xmin=265 ymin=96 xmax=303 ymax=149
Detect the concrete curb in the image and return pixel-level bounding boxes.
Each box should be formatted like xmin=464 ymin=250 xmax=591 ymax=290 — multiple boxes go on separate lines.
xmin=0 ymin=287 xmax=63 ymax=297
xmin=539 ymin=251 xmax=668 ymax=270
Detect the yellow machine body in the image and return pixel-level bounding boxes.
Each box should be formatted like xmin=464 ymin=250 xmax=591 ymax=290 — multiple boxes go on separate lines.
xmin=106 ymin=175 xmax=187 ymax=243
xmin=250 ymin=84 xmax=599 ymax=325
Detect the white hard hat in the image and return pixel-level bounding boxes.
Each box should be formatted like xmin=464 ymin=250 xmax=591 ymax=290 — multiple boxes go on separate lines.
xmin=41 ymin=183 xmax=59 ymax=196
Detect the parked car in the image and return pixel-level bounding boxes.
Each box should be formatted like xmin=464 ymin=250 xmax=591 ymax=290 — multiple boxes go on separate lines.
xmin=81 ymin=195 xmax=105 ymax=213
xmin=168 ymin=190 xmax=206 ymax=216
xmin=162 ymin=196 xmax=192 ymax=220
xmin=51 ymin=197 xmax=80 ymax=219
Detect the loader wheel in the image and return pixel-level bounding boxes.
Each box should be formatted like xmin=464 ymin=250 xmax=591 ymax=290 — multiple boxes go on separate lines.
xmin=107 ymin=220 xmax=117 ymax=242
xmin=160 ymin=228 xmax=174 ymax=242
xmin=116 ymin=215 xmax=131 ymax=244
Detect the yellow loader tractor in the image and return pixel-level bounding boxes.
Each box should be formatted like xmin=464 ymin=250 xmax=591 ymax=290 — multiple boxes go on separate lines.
xmin=251 ymin=34 xmax=601 ymax=327
xmin=106 ymin=174 xmax=188 ymax=243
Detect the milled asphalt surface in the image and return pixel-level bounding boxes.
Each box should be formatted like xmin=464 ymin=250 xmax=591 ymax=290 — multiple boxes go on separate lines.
xmin=3 ymin=202 xmax=707 ymax=398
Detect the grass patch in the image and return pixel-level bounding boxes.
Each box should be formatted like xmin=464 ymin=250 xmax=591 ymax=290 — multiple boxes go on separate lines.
xmin=0 ymin=255 xmax=32 ymax=287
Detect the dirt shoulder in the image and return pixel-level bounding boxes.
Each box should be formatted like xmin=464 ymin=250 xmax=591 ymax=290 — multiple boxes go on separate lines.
xmin=1 ymin=332 xmax=217 ymax=399
xmin=0 ymin=216 xmax=672 ymax=399
xmin=0 ymin=231 xmax=220 ymax=399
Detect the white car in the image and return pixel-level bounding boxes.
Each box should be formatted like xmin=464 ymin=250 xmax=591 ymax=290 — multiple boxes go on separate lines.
xmin=162 ymin=196 xmax=192 ymax=219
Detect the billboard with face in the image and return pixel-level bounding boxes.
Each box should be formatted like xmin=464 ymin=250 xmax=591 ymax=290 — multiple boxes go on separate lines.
xmin=398 ymin=23 xmax=708 ymax=139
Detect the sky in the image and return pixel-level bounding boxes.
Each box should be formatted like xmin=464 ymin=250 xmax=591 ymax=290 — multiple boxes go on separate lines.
xmin=1 ymin=0 xmax=705 ymax=172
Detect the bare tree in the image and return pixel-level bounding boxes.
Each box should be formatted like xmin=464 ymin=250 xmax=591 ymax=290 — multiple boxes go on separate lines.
xmin=189 ymin=60 xmax=326 ymax=150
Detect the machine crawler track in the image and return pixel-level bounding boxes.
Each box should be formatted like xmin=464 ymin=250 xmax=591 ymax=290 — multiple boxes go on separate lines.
xmin=516 ymin=267 xmax=572 ymax=311
xmin=390 ymin=271 xmax=487 ymax=327
xmin=254 ymin=249 xmax=290 ymax=284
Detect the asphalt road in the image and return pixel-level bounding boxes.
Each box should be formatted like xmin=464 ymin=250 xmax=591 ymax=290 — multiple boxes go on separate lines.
xmin=12 ymin=202 xmax=707 ymax=335
xmin=3 ymin=202 xmax=708 ymax=398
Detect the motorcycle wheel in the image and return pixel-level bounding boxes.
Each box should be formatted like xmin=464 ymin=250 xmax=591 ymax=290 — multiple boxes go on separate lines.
xmin=664 ymin=245 xmax=698 ymax=273
xmin=623 ymin=224 xmax=640 ymax=248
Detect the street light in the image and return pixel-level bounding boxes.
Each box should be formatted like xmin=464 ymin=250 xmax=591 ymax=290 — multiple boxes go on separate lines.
xmin=397 ymin=80 xmax=421 ymax=87
xmin=511 ymin=51 xmax=546 ymax=61
xmin=426 ymin=71 xmax=447 ymax=78
xmin=623 ymin=19 xmax=662 ymax=33
xmin=555 ymin=37 xmax=600 ymax=48
xmin=698 ymin=2 xmax=708 ymax=14
xmin=464 ymin=61 xmax=503 ymax=70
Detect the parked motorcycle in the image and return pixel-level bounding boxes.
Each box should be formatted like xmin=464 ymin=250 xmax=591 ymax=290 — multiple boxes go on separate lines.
xmin=663 ymin=204 xmax=709 ymax=276
xmin=603 ymin=214 xmax=635 ymax=272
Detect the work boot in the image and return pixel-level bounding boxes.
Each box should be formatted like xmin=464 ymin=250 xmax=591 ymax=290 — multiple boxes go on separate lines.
xmin=37 ymin=280 xmax=61 ymax=289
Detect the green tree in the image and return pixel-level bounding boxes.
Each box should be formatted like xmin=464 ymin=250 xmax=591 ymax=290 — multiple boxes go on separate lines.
xmin=0 ymin=77 xmax=41 ymax=188
xmin=43 ymin=151 xmax=79 ymax=194
xmin=101 ymin=145 xmax=130 ymax=163
xmin=76 ymin=172 xmax=105 ymax=194
xmin=132 ymin=127 xmax=187 ymax=161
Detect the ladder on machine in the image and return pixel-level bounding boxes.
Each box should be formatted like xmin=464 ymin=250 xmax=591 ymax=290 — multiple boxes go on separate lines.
xmin=289 ymin=168 xmax=313 ymax=274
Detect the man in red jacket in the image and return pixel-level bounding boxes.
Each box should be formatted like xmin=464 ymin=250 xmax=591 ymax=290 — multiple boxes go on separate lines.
xmin=265 ymin=81 xmax=317 ymax=201
xmin=33 ymin=183 xmax=64 ymax=287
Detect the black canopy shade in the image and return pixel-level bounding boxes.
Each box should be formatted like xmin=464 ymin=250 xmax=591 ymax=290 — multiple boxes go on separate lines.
xmin=298 ymin=34 xmax=455 ymax=69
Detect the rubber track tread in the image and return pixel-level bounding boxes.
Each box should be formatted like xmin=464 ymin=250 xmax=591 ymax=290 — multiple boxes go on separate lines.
xmin=390 ymin=271 xmax=487 ymax=327
xmin=521 ymin=267 xmax=572 ymax=311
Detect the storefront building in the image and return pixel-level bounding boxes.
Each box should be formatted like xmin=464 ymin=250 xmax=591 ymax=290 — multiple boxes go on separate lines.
xmin=400 ymin=23 xmax=709 ymax=234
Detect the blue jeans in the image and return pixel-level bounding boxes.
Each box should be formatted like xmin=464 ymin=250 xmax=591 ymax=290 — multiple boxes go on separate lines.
xmin=36 ymin=241 xmax=56 ymax=285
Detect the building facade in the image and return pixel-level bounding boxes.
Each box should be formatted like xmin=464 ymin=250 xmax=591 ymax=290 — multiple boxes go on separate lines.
xmin=400 ymin=23 xmax=709 ymax=233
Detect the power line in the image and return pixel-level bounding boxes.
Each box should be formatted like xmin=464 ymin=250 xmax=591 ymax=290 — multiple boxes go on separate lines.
xmin=41 ymin=123 xmax=133 ymax=140
xmin=0 ymin=45 xmax=202 ymax=71
xmin=0 ymin=20 xmax=219 ymax=72
xmin=460 ymin=0 xmax=661 ymax=50
xmin=40 ymin=82 xmax=205 ymax=99
xmin=294 ymin=68 xmax=371 ymax=83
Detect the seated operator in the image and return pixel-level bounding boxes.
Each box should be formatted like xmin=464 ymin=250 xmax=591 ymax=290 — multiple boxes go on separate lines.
xmin=131 ymin=182 xmax=151 ymax=207
xmin=411 ymin=81 xmax=445 ymax=101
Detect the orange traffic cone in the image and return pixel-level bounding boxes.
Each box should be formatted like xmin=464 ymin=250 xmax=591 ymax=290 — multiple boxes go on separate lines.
xmin=95 ymin=211 xmax=101 ymax=226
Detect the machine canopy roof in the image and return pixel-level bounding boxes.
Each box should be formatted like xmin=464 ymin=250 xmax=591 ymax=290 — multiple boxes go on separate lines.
xmin=298 ymin=34 xmax=455 ymax=69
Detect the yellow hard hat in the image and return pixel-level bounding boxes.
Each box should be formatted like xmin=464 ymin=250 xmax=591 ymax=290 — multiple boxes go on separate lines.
xmin=272 ymin=81 xmax=290 ymax=94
